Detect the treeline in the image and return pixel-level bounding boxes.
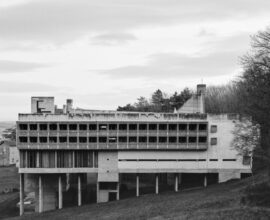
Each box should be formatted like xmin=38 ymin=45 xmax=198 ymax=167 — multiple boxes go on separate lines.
xmin=117 ymin=26 xmax=270 ymax=171
xmin=117 ymin=88 xmax=193 ymax=113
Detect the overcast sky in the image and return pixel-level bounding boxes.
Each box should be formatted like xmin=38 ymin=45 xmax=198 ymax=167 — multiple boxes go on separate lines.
xmin=0 ymin=0 xmax=270 ymax=121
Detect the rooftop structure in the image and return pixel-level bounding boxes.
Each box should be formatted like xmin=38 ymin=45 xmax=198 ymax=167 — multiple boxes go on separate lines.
xmin=17 ymin=85 xmax=252 ymax=215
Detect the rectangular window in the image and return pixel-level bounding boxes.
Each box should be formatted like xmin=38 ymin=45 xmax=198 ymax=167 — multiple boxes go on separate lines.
xmin=159 ymin=124 xmax=167 ymax=130
xmin=129 ymin=136 xmax=137 ymax=143
xmin=19 ymin=136 xmax=28 ymax=143
xmin=139 ymin=136 xmax=147 ymax=143
xmin=49 ymin=136 xmax=57 ymax=143
xmin=159 ymin=136 xmax=167 ymax=143
xmin=29 ymin=124 xmax=37 ymax=130
xmin=198 ymin=136 xmax=207 ymax=143
xmin=189 ymin=124 xmax=197 ymax=131
xmin=109 ymin=137 xmax=117 ymax=143
xmin=39 ymin=136 xmax=47 ymax=143
xmin=149 ymin=136 xmax=157 ymax=143
xmin=223 ymin=159 xmax=236 ymax=161
xmin=179 ymin=136 xmax=187 ymax=143
xmin=99 ymin=124 xmax=107 ymax=130
xmin=139 ymin=124 xmax=147 ymax=130
xmin=188 ymin=136 xmax=197 ymax=143
xmin=69 ymin=124 xmax=77 ymax=130
xmin=149 ymin=124 xmax=157 ymax=130
xmin=89 ymin=137 xmax=97 ymax=143
xmin=19 ymin=124 xmax=28 ymax=130
xmin=209 ymin=159 xmax=218 ymax=161
xmin=69 ymin=136 xmax=77 ymax=143
xmin=99 ymin=136 xmax=107 ymax=143
xmin=79 ymin=124 xmax=87 ymax=130
xmin=29 ymin=136 xmax=37 ymax=143
xmin=119 ymin=136 xmax=127 ymax=143
xmin=179 ymin=124 xmax=187 ymax=131
xmin=109 ymin=124 xmax=117 ymax=130
xmin=59 ymin=124 xmax=67 ymax=130
xmin=129 ymin=124 xmax=137 ymax=130
xmin=119 ymin=124 xmax=127 ymax=130
xmin=59 ymin=136 xmax=67 ymax=143
xmin=168 ymin=124 xmax=177 ymax=130
xmin=169 ymin=136 xmax=177 ymax=143
xmin=79 ymin=137 xmax=87 ymax=143
xmin=89 ymin=124 xmax=97 ymax=131
xmin=39 ymin=124 xmax=47 ymax=130
xmin=199 ymin=124 xmax=207 ymax=131
xmin=243 ymin=156 xmax=251 ymax=165
xmin=99 ymin=182 xmax=117 ymax=190
xmin=211 ymin=138 xmax=217 ymax=145
xmin=211 ymin=125 xmax=217 ymax=133
xmin=49 ymin=124 xmax=57 ymax=130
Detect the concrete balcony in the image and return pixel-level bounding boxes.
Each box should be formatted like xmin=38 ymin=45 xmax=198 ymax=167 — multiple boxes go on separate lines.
xmin=128 ymin=131 xmax=138 ymax=136
xmin=89 ymin=131 xmax=98 ymax=136
xmin=28 ymin=131 xmax=38 ymax=135
xmin=18 ymin=131 xmax=28 ymax=136
xmin=48 ymin=131 xmax=58 ymax=136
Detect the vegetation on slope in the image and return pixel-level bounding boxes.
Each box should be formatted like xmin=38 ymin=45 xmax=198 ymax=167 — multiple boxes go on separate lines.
xmin=9 ymin=171 xmax=270 ymax=220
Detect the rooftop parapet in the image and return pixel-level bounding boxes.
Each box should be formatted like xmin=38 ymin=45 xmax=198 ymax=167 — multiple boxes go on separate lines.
xmin=18 ymin=112 xmax=208 ymax=122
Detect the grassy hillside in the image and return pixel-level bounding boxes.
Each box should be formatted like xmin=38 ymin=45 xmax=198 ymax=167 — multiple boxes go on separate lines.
xmin=8 ymin=171 xmax=270 ymax=220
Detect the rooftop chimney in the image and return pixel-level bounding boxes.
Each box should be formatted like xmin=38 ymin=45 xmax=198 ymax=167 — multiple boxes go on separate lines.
xmin=66 ymin=99 xmax=73 ymax=113
xmin=197 ymin=84 xmax=206 ymax=95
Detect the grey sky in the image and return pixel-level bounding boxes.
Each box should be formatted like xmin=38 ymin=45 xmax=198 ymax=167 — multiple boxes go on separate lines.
xmin=0 ymin=0 xmax=269 ymax=120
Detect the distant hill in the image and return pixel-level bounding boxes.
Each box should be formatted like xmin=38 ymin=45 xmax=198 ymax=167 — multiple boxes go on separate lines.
xmin=0 ymin=122 xmax=15 ymax=137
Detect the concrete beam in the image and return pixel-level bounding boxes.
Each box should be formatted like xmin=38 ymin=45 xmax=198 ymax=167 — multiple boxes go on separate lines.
xmin=58 ymin=176 xmax=63 ymax=209
xmin=136 ymin=175 xmax=139 ymax=197
xmin=19 ymin=173 xmax=24 ymax=216
xmin=78 ymin=175 xmax=82 ymax=206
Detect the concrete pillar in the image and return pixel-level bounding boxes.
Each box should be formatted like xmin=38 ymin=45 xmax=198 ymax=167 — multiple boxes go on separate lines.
xmin=204 ymin=174 xmax=207 ymax=187
xmin=116 ymin=182 xmax=120 ymax=200
xmin=38 ymin=175 xmax=43 ymax=213
xmin=96 ymin=182 xmax=99 ymax=203
xmin=58 ymin=176 xmax=63 ymax=209
xmin=179 ymin=173 xmax=182 ymax=186
xmin=136 ymin=174 xmax=139 ymax=197
xmin=19 ymin=173 xmax=24 ymax=216
xmin=174 ymin=174 xmax=178 ymax=192
xmin=155 ymin=174 xmax=159 ymax=194
xmin=78 ymin=174 xmax=82 ymax=206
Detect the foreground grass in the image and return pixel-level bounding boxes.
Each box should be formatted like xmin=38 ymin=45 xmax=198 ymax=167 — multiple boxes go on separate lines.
xmin=7 ymin=171 xmax=270 ymax=220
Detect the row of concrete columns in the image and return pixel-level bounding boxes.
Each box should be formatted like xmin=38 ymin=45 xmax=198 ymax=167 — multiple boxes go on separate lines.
xmin=135 ymin=173 xmax=186 ymax=197
xmin=135 ymin=173 xmax=208 ymax=197
xmin=20 ymin=174 xmax=83 ymax=216
xmin=20 ymin=173 xmax=208 ymax=216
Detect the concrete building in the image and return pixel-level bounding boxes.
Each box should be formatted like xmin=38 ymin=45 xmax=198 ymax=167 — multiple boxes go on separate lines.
xmin=17 ymin=85 xmax=252 ymax=215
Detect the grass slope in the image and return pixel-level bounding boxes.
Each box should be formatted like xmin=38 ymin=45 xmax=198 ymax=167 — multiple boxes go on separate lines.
xmin=8 ymin=171 xmax=270 ymax=220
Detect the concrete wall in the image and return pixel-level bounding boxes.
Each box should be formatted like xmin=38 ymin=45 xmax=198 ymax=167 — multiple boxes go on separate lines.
xmin=98 ymin=152 xmax=119 ymax=182
xmin=31 ymin=97 xmax=55 ymax=114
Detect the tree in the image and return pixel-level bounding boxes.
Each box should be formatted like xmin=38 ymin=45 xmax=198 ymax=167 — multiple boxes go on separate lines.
xmin=235 ymin=26 xmax=270 ymax=176
xmin=232 ymin=120 xmax=260 ymax=184
xmin=232 ymin=120 xmax=260 ymax=157
xmin=238 ymin=27 xmax=270 ymax=155
xmin=151 ymin=89 xmax=164 ymax=112
xmin=134 ymin=97 xmax=150 ymax=112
